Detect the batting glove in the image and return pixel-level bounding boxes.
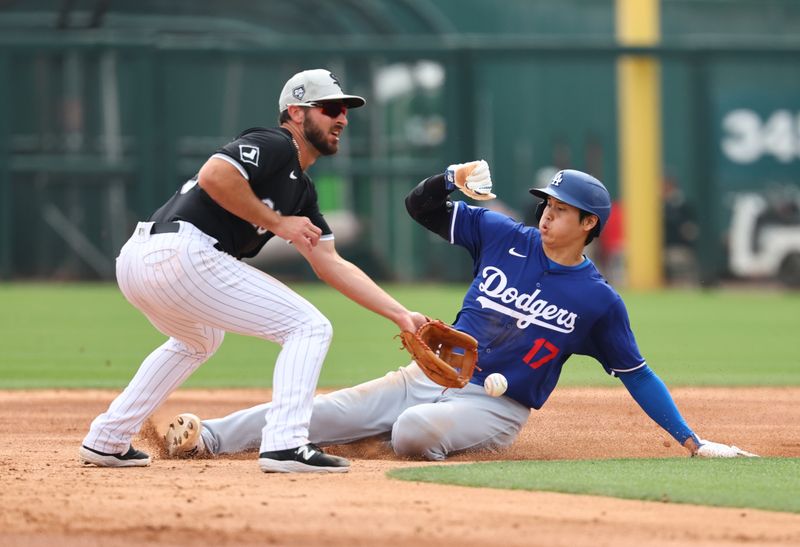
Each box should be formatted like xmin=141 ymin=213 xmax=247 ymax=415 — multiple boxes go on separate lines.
xmin=694 ymin=438 xmax=759 ymax=458
xmin=445 ymin=160 xmax=496 ymax=201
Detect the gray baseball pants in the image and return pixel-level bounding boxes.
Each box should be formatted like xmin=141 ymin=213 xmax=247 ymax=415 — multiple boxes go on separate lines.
xmin=199 ymin=362 xmax=531 ymax=460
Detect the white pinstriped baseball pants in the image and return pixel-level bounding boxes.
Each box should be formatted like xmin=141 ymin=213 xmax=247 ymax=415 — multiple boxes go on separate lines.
xmin=82 ymin=221 xmax=332 ymax=454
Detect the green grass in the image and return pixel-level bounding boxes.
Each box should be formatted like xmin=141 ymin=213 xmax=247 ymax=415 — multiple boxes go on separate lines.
xmin=0 ymin=282 xmax=460 ymax=388
xmin=388 ymin=458 xmax=800 ymax=513
xmin=3 ymin=282 xmax=798 ymax=514
xmin=0 ymin=283 xmax=798 ymax=388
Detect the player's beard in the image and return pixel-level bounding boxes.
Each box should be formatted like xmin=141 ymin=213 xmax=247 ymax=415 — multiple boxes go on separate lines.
xmin=303 ymin=117 xmax=339 ymax=156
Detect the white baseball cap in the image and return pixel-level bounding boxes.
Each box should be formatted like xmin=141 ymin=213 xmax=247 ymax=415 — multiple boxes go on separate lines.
xmin=278 ymin=69 xmax=366 ymax=112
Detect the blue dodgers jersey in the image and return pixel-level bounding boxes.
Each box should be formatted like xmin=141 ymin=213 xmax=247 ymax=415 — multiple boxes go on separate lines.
xmin=449 ymin=202 xmax=645 ymax=409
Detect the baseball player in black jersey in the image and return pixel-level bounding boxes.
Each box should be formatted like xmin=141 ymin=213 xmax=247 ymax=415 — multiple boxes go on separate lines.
xmin=79 ymin=68 xmax=426 ymax=473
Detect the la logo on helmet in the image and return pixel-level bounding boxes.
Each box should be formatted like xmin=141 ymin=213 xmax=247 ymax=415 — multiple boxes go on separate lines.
xmin=551 ymin=171 xmax=564 ymax=186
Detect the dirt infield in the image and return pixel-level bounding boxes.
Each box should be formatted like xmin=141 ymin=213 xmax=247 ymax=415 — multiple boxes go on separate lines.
xmin=1 ymin=387 xmax=799 ymax=546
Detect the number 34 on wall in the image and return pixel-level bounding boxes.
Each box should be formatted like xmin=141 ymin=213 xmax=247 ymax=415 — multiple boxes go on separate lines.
xmin=722 ymin=109 xmax=800 ymax=164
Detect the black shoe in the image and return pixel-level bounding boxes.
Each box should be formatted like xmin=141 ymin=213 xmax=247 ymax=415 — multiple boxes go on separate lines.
xmin=79 ymin=444 xmax=151 ymax=467
xmin=258 ymin=443 xmax=350 ymax=473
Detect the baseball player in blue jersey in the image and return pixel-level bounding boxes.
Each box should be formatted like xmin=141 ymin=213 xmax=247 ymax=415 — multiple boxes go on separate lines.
xmin=164 ymin=162 xmax=757 ymax=461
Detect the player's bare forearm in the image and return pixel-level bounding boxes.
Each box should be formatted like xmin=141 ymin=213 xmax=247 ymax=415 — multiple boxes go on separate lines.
xmin=302 ymin=241 xmax=423 ymax=331
xmin=198 ymin=158 xmax=282 ymax=230
xmin=324 ymin=261 xmax=421 ymax=331
xmin=198 ymin=158 xmax=321 ymax=251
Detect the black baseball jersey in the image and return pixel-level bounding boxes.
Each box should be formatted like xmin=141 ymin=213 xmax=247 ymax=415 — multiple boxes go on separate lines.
xmin=150 ymin=127 xmax=332 ymax=259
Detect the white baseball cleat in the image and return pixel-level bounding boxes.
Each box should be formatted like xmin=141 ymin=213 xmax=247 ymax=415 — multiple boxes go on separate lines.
xmin=165 ymin=413 xmax=206 ymax=458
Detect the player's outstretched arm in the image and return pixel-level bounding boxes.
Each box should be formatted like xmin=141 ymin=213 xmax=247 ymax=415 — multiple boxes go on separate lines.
xmin=617 ymin=365 xmax=697 ymax=446
xmin=296 ymin=239 xmax=426 ymax=333
xmin=618 ymin=365 xmax=759 ymax=457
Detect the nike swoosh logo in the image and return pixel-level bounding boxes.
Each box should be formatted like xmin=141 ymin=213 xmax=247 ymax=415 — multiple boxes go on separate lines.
xmin=242 ymin=149 xmax=257 ymax=160
xmin=289 ymin=171 xmax=298 ymax=180
xmin=508 ymin=247 xmax=527 ymax=258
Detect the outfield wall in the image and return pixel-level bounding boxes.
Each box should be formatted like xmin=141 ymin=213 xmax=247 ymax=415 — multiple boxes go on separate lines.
xmin=1 ymin=1 xmax=798 ymax=285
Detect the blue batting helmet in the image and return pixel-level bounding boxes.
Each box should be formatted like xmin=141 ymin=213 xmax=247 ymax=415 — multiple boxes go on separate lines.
xmin=529 ymin=169 xmax=612 ymax=233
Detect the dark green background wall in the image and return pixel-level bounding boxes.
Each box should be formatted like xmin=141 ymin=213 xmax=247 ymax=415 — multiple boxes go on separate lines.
xmin=1 ymin=1 xmax=798 ymax=283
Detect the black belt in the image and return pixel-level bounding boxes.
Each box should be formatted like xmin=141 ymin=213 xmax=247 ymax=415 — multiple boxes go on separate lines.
xmin=149 ymin=222 xmax=180 ymax=235
xmin=149 ymin=221 xmax=226 ymax=254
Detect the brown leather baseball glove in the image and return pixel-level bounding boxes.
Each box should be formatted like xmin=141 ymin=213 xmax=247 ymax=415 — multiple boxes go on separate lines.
xmin=399 ymin=320 xmax=480 ymax=389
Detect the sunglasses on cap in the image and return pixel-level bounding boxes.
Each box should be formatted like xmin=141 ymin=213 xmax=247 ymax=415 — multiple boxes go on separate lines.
xmin=309 ymin=102 xmax=347 ymax=118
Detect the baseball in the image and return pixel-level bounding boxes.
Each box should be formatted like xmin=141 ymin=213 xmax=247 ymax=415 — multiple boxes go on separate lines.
xmin=483 ymin=373 xmax=508 ymax=397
